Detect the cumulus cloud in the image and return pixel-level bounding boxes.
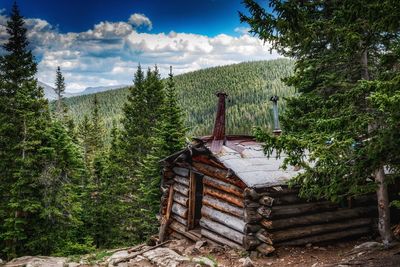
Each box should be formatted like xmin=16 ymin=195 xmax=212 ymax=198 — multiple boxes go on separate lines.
xmin=0 ymin=11 xmax=281 ymax=93
xmin=128 ymin=13 xmax=152 ymax=30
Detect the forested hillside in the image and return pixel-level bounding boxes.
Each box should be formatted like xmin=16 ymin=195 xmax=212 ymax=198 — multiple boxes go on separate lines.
xmin=63 ymin=59 xmax=295 ymax=137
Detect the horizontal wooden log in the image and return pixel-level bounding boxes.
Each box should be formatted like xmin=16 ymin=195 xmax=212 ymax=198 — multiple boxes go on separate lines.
xmin=173 ymin=183 xmax=188 ymax=196
xmin=201 ymin=205 xmax=246 ymax=233
xmin=192 ymin=161 xmax=246 ymax=188
xmin=244 ymin=199 xmax=260 ymax=208
xmin=256 ymin=243 xmax=275 ymax=255
xmin=269 ymin=201 xmax=338 ymax=219
xmin=192 ymin=155 xmax=226 ymax=169
xmin=256 ymin=229 xmax=273 ymax=245
xmin=243 ymin=188 xmax=261 ymax=200
xmin=278 ymin=226 xmax=371 ymax=246
xmin=244 ymin=224 xmax=261 ymax=233
xmin=203 ymin=195 xmax=243 ymax=218
xmin=243 ymin=235 xmax=260 ymax=250
xmin=171 ymin=202 xmax=187 ymax=218
xmin=200 ymin=228 xmax=242 ymax=250
xmin=272 ymin=218 xmax=372 ymax=243
xmin=204 ymin=186 xmax=244 ymax=208
xmin=173 ymin=192 xmax=188 ymax=207
xmin=257 ymin=206 xmax=272 ymax=219
xmin=200 ymin=217 xmax=245 ymax=244
xmin=169 ymin=221 xmax=200 ymax=242
xmin=173 ymin=176 xmax=189 ymax=186
xmin=173 ymin=167 xmax=189 ymax=177
xmin=203 ymin=175 xmax=243 ymax=198
xmin=244 ymin=208 xmax=262 ymax=223
xmin=261 ymin=206 xmax=376 ymax=230
xmin=259 ymin=196 xmax=274 ymax=206
xmin=171 ymin=214 xmax=187 ymax=226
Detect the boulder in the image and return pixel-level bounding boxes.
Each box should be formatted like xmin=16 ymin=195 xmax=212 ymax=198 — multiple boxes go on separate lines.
xmin=4 ymin=256 xmax=68 ymax=267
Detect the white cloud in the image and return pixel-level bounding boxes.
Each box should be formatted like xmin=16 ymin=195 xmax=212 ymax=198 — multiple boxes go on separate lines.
xmin=0 ymin=12 xmax=281 ymax=93
xmin=128 ymin=13 xmax=152 ymax=30
xmin=234 ymin=26 xmax=251 ymax=35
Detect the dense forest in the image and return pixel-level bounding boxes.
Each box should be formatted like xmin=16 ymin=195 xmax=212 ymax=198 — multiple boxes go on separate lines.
xmin=63 ymin=59 xmax=295 ymax=138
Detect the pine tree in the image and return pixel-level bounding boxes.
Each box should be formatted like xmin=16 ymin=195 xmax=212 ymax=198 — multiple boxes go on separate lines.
xmin=54 ymin=66 xmax=66 ymax=116
xmin=0 ymin=2 xmax=50 ymax=258
xmin=134 ymin=66 xmax=186 ymax=240
xmin=242 ymin=0 xmax=400 ymax=245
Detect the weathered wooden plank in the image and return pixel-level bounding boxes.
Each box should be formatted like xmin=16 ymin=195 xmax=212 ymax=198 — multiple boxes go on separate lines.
xmin=173 ymin=176 xmax=189 ymax=186
xmin=171 ymin=214 xmax=187 ymax=226
xmin=256 ymin=229 xmax=273 ymax=245
xmin=200 ymin=217 xmax=245 ymax=244
xmin=192 ymin=161 xmax=246 ymax=188
xmin=173 ymin=192 xmax=189 ymax=207
xmin=272 ymin=218 xmax=372 ymax=243
xmin=257 ymin=206 xmax=272 ymax=219
xmin=200 ymin=228 xmax=243 ymax=249
xmin=201 ymin=205 xmax=246 ymax=233
xmin=192 ymin=155 xmax=226 ymax=169
xmin=244 ymin=224 xmax=261 ymax=233
xmin=204 ymin=186 xmax=244 ymax=208
xmin=261 ymin=206 xmax=376 ymax=230
xmin=269 ymin=201 xmax=338 ymax=219
xmin=244 ymin=208 xmax=262 ymax=223
xmin=243 ymin=235 xmax=260 ymax=250
xmin=169 ymin=221 xmax=200 ymax=242
xmin=171 ymin=202 xmax=188 ymax=218
xmin=187 ymin=171 xmax=196 ymax=230
xmin=173 ymin=167 xmax=189 ymax=177
xmin=259 ymin=196 xmax=274 ymax=206
xmin=256 ymin=243 xmax=275 ymax=255
xmin=203 ymin=195 xmax=243 ymax=218
xmin=277 ymin=226 xmax=371 ymax=246
xmin=173 ymin=183 xmax=189 ymax=196
xmin=159 ymin=187 xmax=175 ymax=242
xmin=203 ymin=175 xmax=243 ymax=198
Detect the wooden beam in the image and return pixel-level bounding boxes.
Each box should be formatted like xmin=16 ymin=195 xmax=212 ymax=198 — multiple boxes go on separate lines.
xmin=203 ymin=175 xmax=243 ymax=197
xmin=192 ymin=161 xmax=246 ymax=188
xmin=201 ymin=205 xmax=246 ymax=233
xmin=272 ymin=218 xmax=372 ymax=243
xmin=201 ymin=228 xmax=243 ymax=250
xmin=204 ymin=186 xmax=244 ymax=208
xmin=171 ymin=214 xmax=187 ymax=226
xmin=261 ymin=206 xmax=376 ymax=230
xmin=202 ymin=195 xmax=243 ymax=218
xmin=173 ymin=167 xmax=189 ymax=177
xmin=244 ymin=208 xmax=262 ymax=223
xmin=173 ymin=183 xmax=189 ymax=196
xmin=259 ymin=196 xmax=274 ymax=206
xmin=200 ymin=217 xmax=245 ymax=244
xmin=172 ymin=202 xmax=188 ymax=218
xmin=173 ymin=176 xmax=189 ymax=186
xmin=243 ymin=235 xmax=260 ymax=250
xmin=158 ymin=186 xmax=175 ymax=242
xmin=256 ymin=229 xmax=273 ymax=245
xmin=169 ymin=221 xmax=200 ymax=242
xmin=173 ymin=192 xmax=189 ymax=207
xmin=277 ymin=226 xmax=371 ymax=246
xmin=268 ymin=201 xmax=338 ymax=219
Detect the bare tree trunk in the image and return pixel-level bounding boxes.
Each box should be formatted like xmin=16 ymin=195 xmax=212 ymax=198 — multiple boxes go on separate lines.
xmin=361 ymin=46 xmax=393 ymax=245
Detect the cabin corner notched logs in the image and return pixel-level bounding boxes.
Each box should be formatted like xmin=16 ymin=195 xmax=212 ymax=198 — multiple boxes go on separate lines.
xmin=159 ymin=139 xmax=377 ymax=255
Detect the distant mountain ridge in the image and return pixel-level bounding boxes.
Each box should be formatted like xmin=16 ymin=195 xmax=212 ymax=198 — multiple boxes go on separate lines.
xmin=63 ymin=58 xmax=296 ymax=137
xmin=39 ymin=81 xmax=127 ymax=100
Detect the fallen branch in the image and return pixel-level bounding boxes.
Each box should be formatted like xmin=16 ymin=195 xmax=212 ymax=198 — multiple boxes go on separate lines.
xmin=112 ymin=240 xmax=172 ymax=265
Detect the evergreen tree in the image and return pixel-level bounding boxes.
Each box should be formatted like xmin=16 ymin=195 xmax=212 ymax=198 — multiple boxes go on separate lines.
xmin=134 ymin=66 xmax=186 ymax=240
xmin=54 ymin=66 xmax=66 ymax=116
xmin=0 ymin=2 xmax=50 ymax=258
xmin=242 ymin=0 xmax=400 ymax=245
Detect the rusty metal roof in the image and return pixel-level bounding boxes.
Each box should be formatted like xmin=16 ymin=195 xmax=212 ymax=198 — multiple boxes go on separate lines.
xmin=204 ymin=137 xmax=303 ymax=188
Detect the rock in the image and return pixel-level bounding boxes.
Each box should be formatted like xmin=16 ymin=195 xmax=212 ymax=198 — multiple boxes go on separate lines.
xmin=239 ymin=257 xmax=254 ymax=267
xmin=107 ymin=250 xmax=130 ymax=266
xmin=143 ymin=247 xmax=189 ymax=267
xmin=184 ymin=244 xmax=200 ymax=255
xmin=306 ymin=243 xmax=312 ymax=248
xmin=4 ymin=256 xmax=67 ymax=267
xmin=195 ymin=240 xmax=207 ymax=250
xmin=0 ymin=259 xmax=3 ymax=265
xmin=192 ymin=257 xmax=216 ymax=267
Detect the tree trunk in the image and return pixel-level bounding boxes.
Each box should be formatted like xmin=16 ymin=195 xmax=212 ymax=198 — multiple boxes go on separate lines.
xmin=361 ymin=46 xmax=393 ymax=245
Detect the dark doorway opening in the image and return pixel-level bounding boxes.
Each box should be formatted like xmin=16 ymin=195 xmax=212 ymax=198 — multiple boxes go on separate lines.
xmin=194 ymin=173 xmax=204 ymax=226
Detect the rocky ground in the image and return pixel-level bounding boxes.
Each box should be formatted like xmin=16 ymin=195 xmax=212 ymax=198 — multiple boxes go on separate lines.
xmin=1 ymin=237 xmax=400 ymax=267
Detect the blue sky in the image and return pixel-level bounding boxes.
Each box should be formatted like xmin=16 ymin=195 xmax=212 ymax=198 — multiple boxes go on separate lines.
xmin=0 ymin=0 xmax=279 ymax=92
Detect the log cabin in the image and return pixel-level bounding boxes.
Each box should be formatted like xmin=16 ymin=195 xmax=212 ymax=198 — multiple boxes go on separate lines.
xmin=158 ymin=92 xmax=376 ymax=254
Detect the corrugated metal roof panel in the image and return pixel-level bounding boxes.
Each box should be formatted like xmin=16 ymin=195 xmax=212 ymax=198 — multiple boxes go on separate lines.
xmin=206 ymin=138 xmax=302 ymax=188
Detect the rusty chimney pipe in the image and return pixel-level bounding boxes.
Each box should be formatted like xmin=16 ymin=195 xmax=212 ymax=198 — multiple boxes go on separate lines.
xmin=270 ymin=95 xmax=282 ymax=136
xmin=211 ymin=92 xmax=228 ymax=152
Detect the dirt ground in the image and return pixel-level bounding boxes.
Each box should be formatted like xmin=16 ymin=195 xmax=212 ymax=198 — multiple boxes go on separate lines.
xmin=187 ymin=237 xmax=400 ymax=267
